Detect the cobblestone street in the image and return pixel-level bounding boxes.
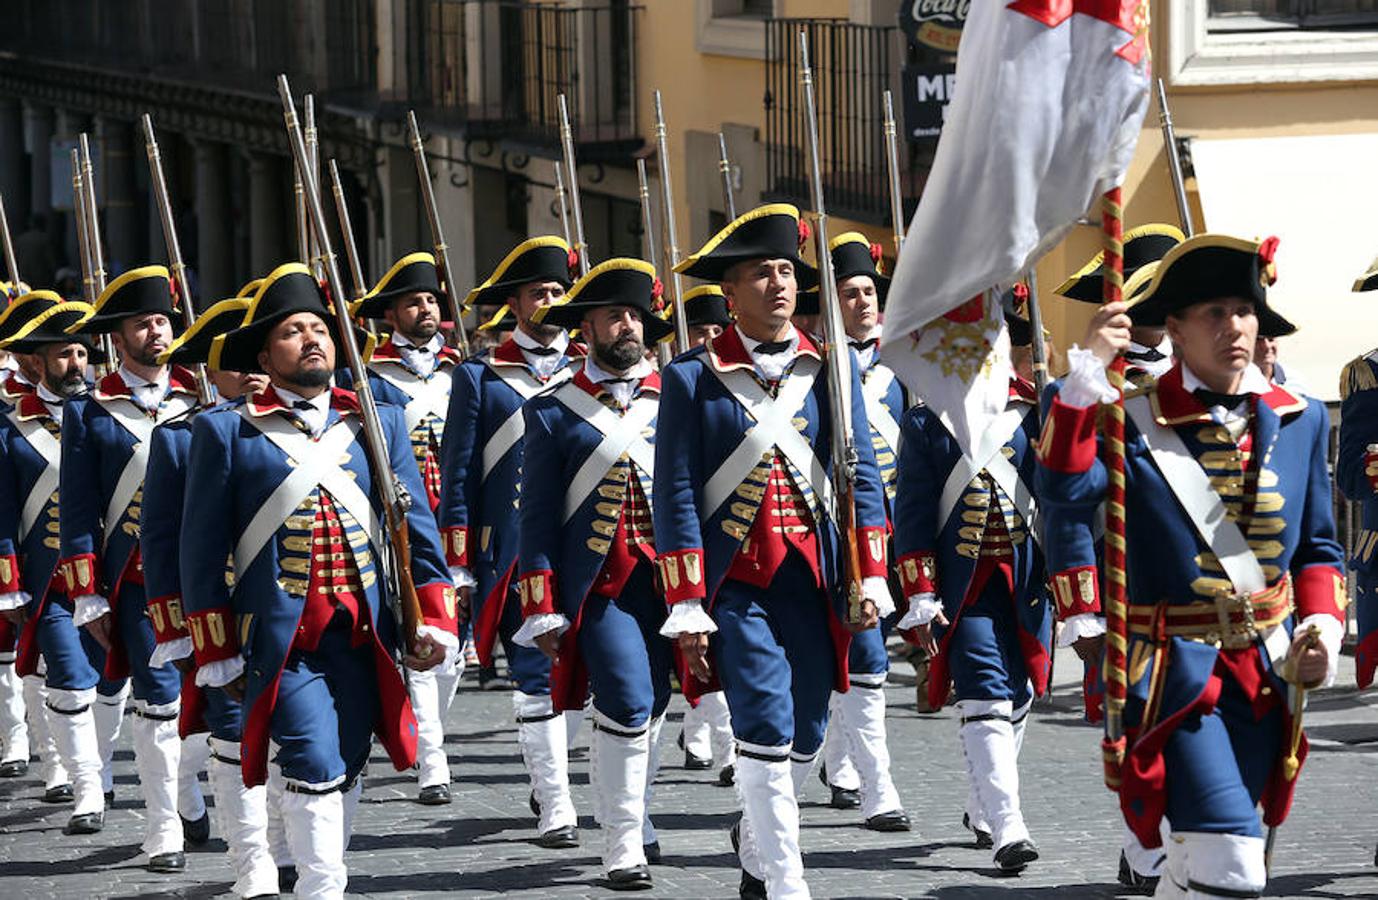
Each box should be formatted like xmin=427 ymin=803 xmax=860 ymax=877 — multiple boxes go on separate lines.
xmin=3 ymin=648 xmax=1377 ymax=899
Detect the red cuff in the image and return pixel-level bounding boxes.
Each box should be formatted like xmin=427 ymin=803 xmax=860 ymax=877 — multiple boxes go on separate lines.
xmin=1036 ymin=397 xmax=1099 ymax=473
xmin=59 ymin=553 xmax=99 ymax=597
xmin=1366 ymin=449 xmax=1378 ymax=492
xmin=442 ymin=526 xmax=471 ymax=569
xmin=896 ymin=551 xmax=937 ymax=596
xmin=147 ymin=594 xmax=189 ymax=644
xmin=517 ymin=570 xmax=556 ymax=616
xmin=1293 ymin=565 xmax=1347 ymax=623
xmin=1051 ymin=566 xmax=1101 ymax=619
xmin=0 ymin=554 xmax=19 ymax=594
xmin=659 ymin=549 xmax=707 ymax=604
xmin=187 ymin=607 xmax=240 ymax=667
xmin=416 ymin=581 xmax=459 ymax=635
xmin=858 ymin=527 xmax=888 ymax=579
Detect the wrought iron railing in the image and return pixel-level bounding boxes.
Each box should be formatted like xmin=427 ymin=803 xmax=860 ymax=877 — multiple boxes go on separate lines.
xmin=764 ymin=17 xmax=898 ymax=225
xmin=409 ymin=0 xmax=642 ymax=154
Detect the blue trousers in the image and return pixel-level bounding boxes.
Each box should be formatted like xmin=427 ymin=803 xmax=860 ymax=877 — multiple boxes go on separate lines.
xmin=204 ymin=686 xmax=245 ymax=743
xmin=848 ymin=619 xmax=888 ymax=677
xmin=577 ymin=563 xmax=672 ymax=729
xmin=82 ymin=582 xmax=179 ymax=705
xmin=712 ymin=557 xmax=835 ymax=757
xmin=1163 ymin=669 xmax=1283 ymax=837
xmin=498 ymin=585 xmax=554 ymax=696
xmin=941 ymin=578 xmax=1032 ymax=709
xmin=35 ymin=595 xmax=99 ymax=691
xmin=270 ymin=625 xmax=378 ymax=786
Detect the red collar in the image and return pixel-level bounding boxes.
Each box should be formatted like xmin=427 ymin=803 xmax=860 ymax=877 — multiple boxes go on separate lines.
xmin=571 ymin=368 xmax=662 ymax=400
xmin=1151 ymin=363 xmax=1306 ymax=426
xmin=490 ymin=336 xmax=584 ymax=370
xmin=1009 ymin=376 xmax=1037 ymax=405
xmin=244 ymin=384 xmax=361 ymax=418
xmin=1 ymin=373 xmax=33 ymax=400
xmin=93 ymin=365 xmax=199 ymax=402
xmin=371 ymin=336 xmax=462 ymax=369
xmin=14 ymin=392 xmax=51 ymax=421
xmin=706 ymin=327 xmax=822 ymax=373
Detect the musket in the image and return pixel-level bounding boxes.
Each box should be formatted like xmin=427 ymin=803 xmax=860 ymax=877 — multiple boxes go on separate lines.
xmin=717 ymin=132 xmax=737 ymax=221
xmin=141 ymin=114 xmax=214 ymax=406
xmin=304 ymin=95 xmax=324 ymax=279
xmin=637 ymin=157 xmax=672 ymax=366
xmin=0 ymin=193 xmax=20 ymax=296
xmin=78 ymin=135 xmax=118 ymax=372
xmin=328 ymin=160 xmax=368 ymax=302
xmin=653 ymin=90 xmax=690 ymax=352
xmin=882 ymin=90 xmax=906 ymax=257
xmin=72 ymin=150 xmax=95 ymax=307
xmin=1156 ymin=79 xmax=1195 ymax=238
xmin=406 ymin=110 xmax=471 ymax=356
xmin=1023 ymin=270 xmax=1054 ymax=702
xmin=552 ymin=161 xmax=573 ymax=246
xmin=557 ymin=95 xmax=590 ymax=277
xmin=278 ymin=75 xmax=427 ymax=653
xmin=799 ymin=32 xmax=864 ymax=623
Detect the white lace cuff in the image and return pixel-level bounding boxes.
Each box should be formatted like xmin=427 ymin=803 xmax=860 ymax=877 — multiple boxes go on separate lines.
xmin=861 ymin=576 xmax=895 ymax=618
xmin=449 ymin=566 xmax=476 ymax=590
xmin=0 ymin=591 xmax=30 ymax=612
xmin=897 ymin=593 xmax=941 ymax=630
xmin=418 ymin=623 xmax=459 ymax=652
xmin=73 ymin=595 xmax=111 ymax=627
xmin=1059 ymin=346 xmax=1120 ymax=408
xmin=1299 ymin=613 xmax=1344 ymax=689
xmin=149 ymin=636 xmax=193 ymax=669
xmin=659 ymin=599 xmax=718 ymax=638
xmin=512 ymin=613 xmax=570 ymax=648
xmin=1058 ymin=613 xmax=1107 ymax=648
xmin=195 ymin=656 xmax=245 ymax=689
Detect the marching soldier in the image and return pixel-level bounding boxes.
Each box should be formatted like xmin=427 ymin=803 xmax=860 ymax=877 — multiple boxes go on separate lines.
xmin=892 ymin=295 xmax=1049 ymax=873
xmin=1038 ymin=234 xmax=1344 ymax=898
xmin=140 ymin=297 xmax=285 ymax=898
xmin=0 ymin=293 xmax=103 ymax=832
xmin=515 ymin=259 xmax=674 ymax=890
xmin=437 ymin=237 xmax=586 ymax=848
xmin=60 ymin=266 xmax=207 ymax=872
xmin=815 ymin=233 xmax=910 ymax=832
xmin=683 ymin=284 xmax=733 ymax=347
xmin=352 ymin=252 xmax=465 ymax=806
xmin=181 ymin=262 xmax=457 ymax=898
xmin=657 ymin=204 xmax=892 ymax=899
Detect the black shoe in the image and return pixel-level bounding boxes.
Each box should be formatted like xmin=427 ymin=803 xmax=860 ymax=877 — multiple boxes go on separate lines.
xmin=1117 ymin=849 xmax=1160 ymax=894
xmin=479 ymin=665 xmax=513 ymax=691
xmin=278 ymin=866 xmax=299 ymax=892
xmin=246 ymin=894 xmax=280 ymax=899
xmin=182 ymin=811 xmax=211 ymax=845
xmin=963 ymin=813 xmax=994 ymax=850
xmin=865 ymin=810 xmax=912 ymax=832
xmin=739 ymin=870 xmax=768 ymax=900
xmin=685 ymin=750 xmax=712 ymax=770
xmin=730 ymin=820 xmax=742 ymax=855
xmin=64 ymin=811 xmax=104 ymax=835
xmin=828 ymin=784 xmax=861 ymax=810
xmin=418 ymin=784 xmax=452 ymax=806
xmin=148 ymin=851 xmax=186 ymax=873
xmin=606 ymin=865 xmax=653 ymax=891
xmin=0 ymin=758 xmax=27 ymax=777
xmin=104 ymin=789 xmax=114 ymax=807
xmin=536 ymin=824 xmax=579 ymax=849
xmin=718 ymin=764 xmax=735 ymax=787
xmin=529 ymin=791 xmax=541 ymax=817
xmin=42 ymin=784 xmax=74 ymax=804
xmin=994 ymin=838 xmax=1039 ymax=873
xmin=643 ymin=840 xmax=661 ymax=864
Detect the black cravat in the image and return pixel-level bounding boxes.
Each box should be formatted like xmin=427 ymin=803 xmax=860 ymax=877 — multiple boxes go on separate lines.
xmin=754 ymin=339 xmax=792 ymax=355
xmin=292 ymin=400 xmax=317 ymax=411
xmin=1193 ymin=388 xmax=1248 ymax=410
xmin=1124 ymin=347 xmax=1167 ymax=363
xmin=850 ymin=338 xmax=878 ymax=352
xmin=523 ymin=344 xmax=560 ymax=357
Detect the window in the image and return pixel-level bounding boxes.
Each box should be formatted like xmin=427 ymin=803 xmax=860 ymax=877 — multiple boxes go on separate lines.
xmin=1208 ymin=0 xmax=1378 ymax=32
xmin=697 ymin=0 xmax=774 ymax=58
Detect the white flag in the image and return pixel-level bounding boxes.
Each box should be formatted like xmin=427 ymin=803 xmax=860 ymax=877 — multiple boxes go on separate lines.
xmin=881 ymin=0 xmax=1150 ymax=459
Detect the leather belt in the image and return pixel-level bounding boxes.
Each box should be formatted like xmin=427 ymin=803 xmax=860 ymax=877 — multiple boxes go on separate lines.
xmin=1127 ymin=576 xmax=1293 ymax=649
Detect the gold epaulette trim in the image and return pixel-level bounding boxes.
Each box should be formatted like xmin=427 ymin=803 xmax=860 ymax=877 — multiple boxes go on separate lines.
xmin=1340 ymin=353 xmax=1378 ymax=401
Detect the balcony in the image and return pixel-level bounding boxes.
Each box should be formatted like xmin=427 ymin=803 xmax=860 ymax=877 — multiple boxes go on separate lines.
xmin=408 ymin=0 xmax=643 ymax=157
xmin=764 ymin=18 xmax=900 ymax=226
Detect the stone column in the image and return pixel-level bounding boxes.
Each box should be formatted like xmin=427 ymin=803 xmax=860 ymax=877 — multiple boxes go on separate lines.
xmin=55 ymin=109 xmax=92 ymax=270
xmin=21 ymin=103 xmax=52 ymax=223
xmin=0 ymin=99 xmax=29 ymax=233
xmin=97 ymin=117 xmax=141 ymax=273
xmin=247 ymin=152 xmax=288 ymax=276
xmin=193 ymin=139 xmax=232 ymax=310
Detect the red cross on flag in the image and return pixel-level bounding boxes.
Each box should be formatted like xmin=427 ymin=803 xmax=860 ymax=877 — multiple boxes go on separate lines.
xmin=881 ymin=0 xmax=1150 ymax=460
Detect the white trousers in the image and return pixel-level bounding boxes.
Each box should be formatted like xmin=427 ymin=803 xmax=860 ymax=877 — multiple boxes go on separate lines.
xmin=280 ymin=783 xmax=347 ymax=899
xmin=1157 ymin=832 xmax=1266 ymax=899
xmin=736 ymin=750 xmax=810 ymax=899
xmin=514 ymin=691 xmax=577 ymax=833
xmin=822 ymin=676 xmax=903 ymax=819
xmin=45 ymin=686 xmax=104 ymax=816
xmin=682 ymin=691 xmax=734 ymax=765
xmin=94 ymin=681 xmax=129 ymax=794
xmin=957 ymin=698 xmax=1031 ymax=856
xmin=0 ymin=660 xmax=27 ymax=763
xmin=207 ymin=737 xmax=278 ymax=898
xmin=409 ymin=664 xmax=463 ymax=789
xmin=132 ymin=699 xmax=184 ymax=858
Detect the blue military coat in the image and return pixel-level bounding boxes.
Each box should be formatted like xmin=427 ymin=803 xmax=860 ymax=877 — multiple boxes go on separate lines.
xmin=1338 ymin=350 xmax=1378 ymax=687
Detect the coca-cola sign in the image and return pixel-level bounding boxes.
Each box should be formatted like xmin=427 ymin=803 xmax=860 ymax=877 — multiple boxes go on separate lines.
xmin=900 ymin=0 xmax=969 ymax=53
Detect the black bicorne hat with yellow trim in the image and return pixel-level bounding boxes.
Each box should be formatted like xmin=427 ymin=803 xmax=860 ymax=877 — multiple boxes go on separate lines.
xmin=0 ymin=291 xmax=105 ymax=360
xmin=535 ymin=258 xmax=674 ymax=344
xmin=466 ymin=237 xmax=577 ymax=309
xmin=1353 ymin=252 xmax=1378 ymax=293
xmin=157 ymin=298 xmax=250 ymax=367
xmin=477 ymin=304 xmax=517 ymax=333
xmin=675 ymin=203 xmax=819 ymax=289
xmin=1057 ymin=224 xmax=1185 ymax=303
xmin=1129 ymin=233 xmax=1296 ymax=337
xmin=829 ymin=231 xmax=889 ymax=306
xmin=209 ymin=263 xmax=375 ymax=374
xmin=353 ymin=252 xmax=443 ymax=320
xmin=72 ymin=265 xmax=178 ymax=334
xmin=683 ymin=284 xmax=733 ymax=329
xmin=236 ymin=277 xmax=264 ymax=300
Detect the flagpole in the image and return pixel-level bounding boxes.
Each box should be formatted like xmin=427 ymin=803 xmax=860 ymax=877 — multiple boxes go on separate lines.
xmin=1099 ymin=186 xmax=1130 ymax=792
